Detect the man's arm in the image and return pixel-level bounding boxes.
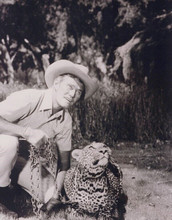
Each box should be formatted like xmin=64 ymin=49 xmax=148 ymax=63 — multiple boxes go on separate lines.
xmin=0 ymin=116 xmax=49 ymax=147
xmin=0 ymin=116 xmax=25 ymax=137
xmin=54 ymin=150 xmax=71 ymax=195
xmin=41 ymin=150 xmax=71 ymax=212
xmin=41 ymin=113 xmax=72 ymax=212
xmin=54 ymin=170 xmax=67 ymax=197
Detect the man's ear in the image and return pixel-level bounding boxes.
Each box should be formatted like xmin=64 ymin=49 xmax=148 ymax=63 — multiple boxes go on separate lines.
xmin=53 ymin=78 xmax=59 ymax=88
xmin=53 ymin=76 xmax=63 ymax=89
xmin=72 ymin=149 xmax=82 ymax=161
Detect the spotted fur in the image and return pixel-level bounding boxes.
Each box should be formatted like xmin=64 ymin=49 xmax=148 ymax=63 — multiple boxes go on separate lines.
xmin=64 ymin=142 xmax=126 ymax=219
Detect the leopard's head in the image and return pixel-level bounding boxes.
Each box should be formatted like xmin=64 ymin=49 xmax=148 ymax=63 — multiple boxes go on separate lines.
xmin=72 ymin=142 xmax=112 ymax=177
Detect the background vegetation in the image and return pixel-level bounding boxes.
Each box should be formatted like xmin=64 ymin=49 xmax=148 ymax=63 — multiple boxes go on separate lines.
xmin=0 ymin=0 xmax=171 ymax=145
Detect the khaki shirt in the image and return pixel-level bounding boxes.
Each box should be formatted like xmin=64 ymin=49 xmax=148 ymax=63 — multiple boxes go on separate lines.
xmin=0 ymin=88 xmax=72 ymax=151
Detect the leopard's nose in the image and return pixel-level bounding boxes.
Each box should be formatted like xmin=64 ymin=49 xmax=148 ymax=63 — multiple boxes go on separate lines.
xmin=99 ymin=149 xmax=108 ymax=154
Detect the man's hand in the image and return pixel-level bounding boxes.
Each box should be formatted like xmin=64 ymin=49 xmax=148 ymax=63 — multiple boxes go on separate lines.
xmin=41 ymin=197 xmax=62 ymax=214
xmin=23 ymin=127 xmax=49 ymax=148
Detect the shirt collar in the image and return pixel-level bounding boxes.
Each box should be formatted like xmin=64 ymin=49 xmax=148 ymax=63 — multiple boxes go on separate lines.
xmin=39 ymin=88 xmax=65 ymax=122
xmin=39 ymin=88 xmax=53 ymax=111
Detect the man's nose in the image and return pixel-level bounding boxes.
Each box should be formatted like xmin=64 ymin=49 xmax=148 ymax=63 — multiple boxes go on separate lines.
xmin=69 ymin=89 xmax=76 ymax=97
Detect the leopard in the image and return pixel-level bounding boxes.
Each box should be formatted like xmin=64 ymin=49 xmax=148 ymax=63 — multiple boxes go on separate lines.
xmin=64 ymin=142 xmax=127 ymax=220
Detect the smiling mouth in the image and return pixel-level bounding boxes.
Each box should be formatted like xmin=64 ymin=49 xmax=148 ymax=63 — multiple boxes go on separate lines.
xmin=65 ymin=97 xmax=73 ymax=102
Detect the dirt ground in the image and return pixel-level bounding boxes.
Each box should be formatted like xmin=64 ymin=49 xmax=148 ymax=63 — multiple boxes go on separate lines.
xmin=0 ymin=142 xmax=171 ymax=220
xmin=122 ymin=164 xmax=172 ymax=220
xmin=114 ymin=141 xmax=172 ymax=220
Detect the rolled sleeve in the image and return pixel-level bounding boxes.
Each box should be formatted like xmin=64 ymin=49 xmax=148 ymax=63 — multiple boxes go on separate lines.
xmin=0 ymin=90 xmax=31 ymax=122
xmin=55 ymin=112 xmax=72 ymax=151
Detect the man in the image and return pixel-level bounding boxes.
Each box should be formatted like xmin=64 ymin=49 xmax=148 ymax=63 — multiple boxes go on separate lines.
xmin=0 ymin=59 xmax=98 ymax=215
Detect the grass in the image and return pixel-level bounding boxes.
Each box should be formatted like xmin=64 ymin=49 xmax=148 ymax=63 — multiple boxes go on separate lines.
xmin=71 ymin=82 xmax=170 ymax=145
xmin=111 ymin=140 xmax=172 ymax=171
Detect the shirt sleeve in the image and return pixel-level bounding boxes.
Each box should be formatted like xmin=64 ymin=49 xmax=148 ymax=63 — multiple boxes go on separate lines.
xmin=0 ymin=90 xmax=31 ymax=122
xmin=55 ymin=112 xmax=72 ymax=151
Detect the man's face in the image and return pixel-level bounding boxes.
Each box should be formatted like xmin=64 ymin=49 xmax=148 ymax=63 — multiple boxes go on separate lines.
xmin=52 ymin=75 xmax=84 ymax=109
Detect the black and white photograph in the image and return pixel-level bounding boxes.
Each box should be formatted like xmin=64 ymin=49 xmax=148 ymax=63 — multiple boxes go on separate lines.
xmin=0 ymin=0 xmax=171 ymax=219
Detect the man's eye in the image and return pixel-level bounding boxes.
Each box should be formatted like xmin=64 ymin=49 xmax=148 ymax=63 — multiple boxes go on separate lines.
xmin=77 ymin=90 xmax=82 ymax=94
xmin=67 ymin=85 xmax=74 ymax=90
xmin=76 ymin=90 xmax=82 ymax=96
xmin=69 ymin=85 xmax=73 ymax=89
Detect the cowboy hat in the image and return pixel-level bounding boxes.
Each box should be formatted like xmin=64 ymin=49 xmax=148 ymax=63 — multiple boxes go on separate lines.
xmin=45 ymin=59 xmax=98 ymax=99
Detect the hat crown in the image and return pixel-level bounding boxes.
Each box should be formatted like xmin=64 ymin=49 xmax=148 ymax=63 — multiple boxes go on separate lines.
xmin=45 ymin=59 xmax=98 ymax=99
xmin=74 ymin=63 xmax=88 ymax=75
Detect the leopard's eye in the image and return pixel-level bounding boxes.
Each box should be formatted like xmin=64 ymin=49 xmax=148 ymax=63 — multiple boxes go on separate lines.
xmin=89 ymin=145 xmax=94 ymax=149
xmin=93 ymin=160 xmax=99 ymax=166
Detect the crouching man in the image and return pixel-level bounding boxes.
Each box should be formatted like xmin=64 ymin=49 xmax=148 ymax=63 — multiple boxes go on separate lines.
xmin=0 ymin=60 xmax=98 ymax=215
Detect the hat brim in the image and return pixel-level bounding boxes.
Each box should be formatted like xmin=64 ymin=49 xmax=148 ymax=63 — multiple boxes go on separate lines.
xmin=45 ymin=60 xmax=98 ymax=99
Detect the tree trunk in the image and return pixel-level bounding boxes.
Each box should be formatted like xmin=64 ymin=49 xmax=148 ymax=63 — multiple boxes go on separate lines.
xmin=0 ymin=42 xmax=14 ymax=84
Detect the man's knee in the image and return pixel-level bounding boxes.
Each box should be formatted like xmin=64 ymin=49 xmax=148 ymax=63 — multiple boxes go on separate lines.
xmin=0 ymin=135 xmax=19 ymax=156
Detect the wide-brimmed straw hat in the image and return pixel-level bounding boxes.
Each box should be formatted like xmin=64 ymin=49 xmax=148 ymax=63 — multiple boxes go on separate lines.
xmin=45 ymin=59 xmax=98 ymax=99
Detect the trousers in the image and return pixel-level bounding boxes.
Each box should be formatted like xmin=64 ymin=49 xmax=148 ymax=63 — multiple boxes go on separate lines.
xmin=0 ymin=134 xmax=55 ymax=202
xmin=0 ymin=134 xmax=18 ymax=187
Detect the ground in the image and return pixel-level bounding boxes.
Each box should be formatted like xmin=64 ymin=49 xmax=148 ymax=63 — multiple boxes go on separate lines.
xmin=122 ymin=164 xmax=172 ymax=220
xmin=0 ymin=141 xmax=171 ymax=220
xmin=114 ymin=141 xmax=172 ymax=220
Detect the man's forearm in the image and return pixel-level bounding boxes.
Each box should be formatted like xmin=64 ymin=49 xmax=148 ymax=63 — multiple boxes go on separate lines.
xmin=58 ymin=150 xmax=71 ymax=171
xmin=0 ymin=116 xmax=25 ymax=137
xmin=51 ymin=150 xmax=71 ymax=198
xmin=0 ymin=116 xmax=49 ymax=147
xmin=53 ymin=171 xmax=66 ymax=198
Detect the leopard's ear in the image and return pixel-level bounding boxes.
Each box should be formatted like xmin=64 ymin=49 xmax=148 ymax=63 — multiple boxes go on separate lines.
xmin=72 ymin=149 xmax=83 ymax=161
